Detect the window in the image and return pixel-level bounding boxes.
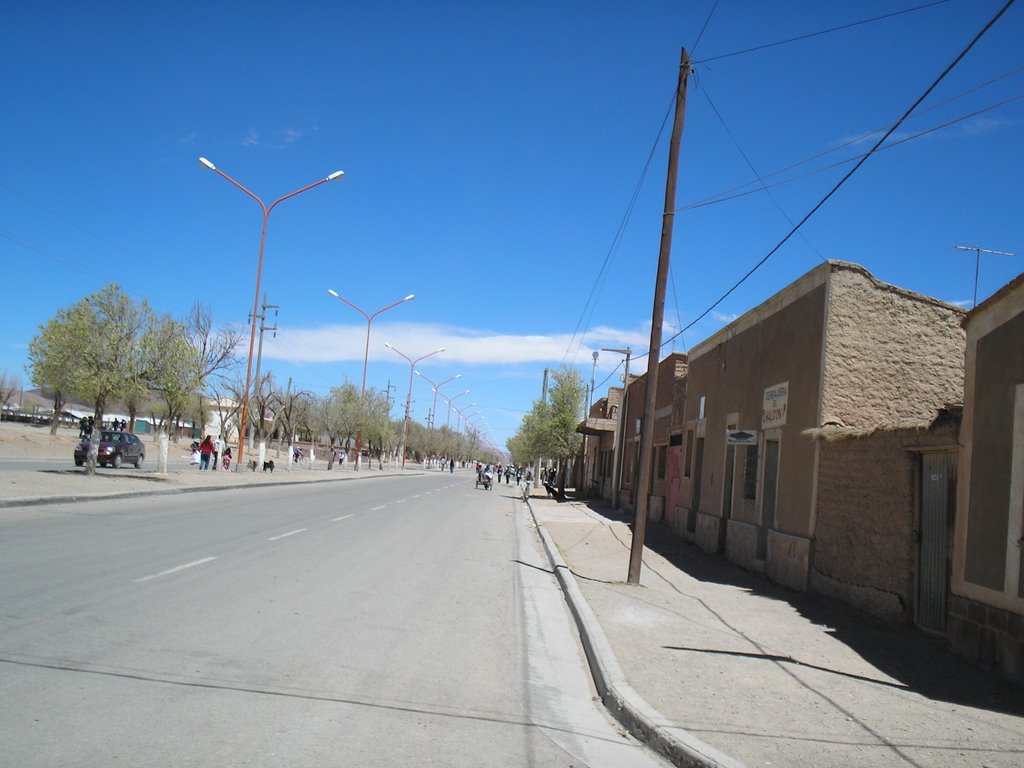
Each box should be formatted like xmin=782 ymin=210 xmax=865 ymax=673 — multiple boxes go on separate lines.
xmin=656 ymin=446 xmax=667 ymax=480
xmin=743 ymin=444 xmax=758 ymax=500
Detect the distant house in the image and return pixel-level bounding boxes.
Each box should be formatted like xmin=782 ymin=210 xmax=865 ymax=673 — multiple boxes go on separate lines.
xmin=951 ymin=272 xmax=1024 ymax=685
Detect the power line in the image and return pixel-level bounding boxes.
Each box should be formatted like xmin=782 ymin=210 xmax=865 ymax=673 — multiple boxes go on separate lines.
xmin=678 ymin=63 xmax=1024 ymax=212
xmin=561 ymin=92 xmax=675 ymax=364
xmin=693 ymin=0 xmax=952 ymax=65
xmin=660 ymin=0 xmax=1016 ymax=350
xmin=695 ymin=74 xmax=826 ymax=262
xmin=680 ymin=89 xmax=1024 ymax=213
xmin=690 ymin=0 xmax=720 ymax=56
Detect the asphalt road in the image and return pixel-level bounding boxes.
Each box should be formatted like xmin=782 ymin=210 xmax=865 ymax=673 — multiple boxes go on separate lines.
xmin=0 ymin=473 xmax=667 ymax=767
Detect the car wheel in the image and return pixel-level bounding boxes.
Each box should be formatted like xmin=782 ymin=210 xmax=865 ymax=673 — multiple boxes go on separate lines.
xmin=135 ymin=454 xmax=144 ymax=469
xmin=113 ymin=454 xmax=123 ymax=469
xmin=75 ymin=460 xmax=84 ymax=467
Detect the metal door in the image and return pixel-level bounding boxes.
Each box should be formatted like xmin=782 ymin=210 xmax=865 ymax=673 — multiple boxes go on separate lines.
xmin=759 ymin=440 xmax=780 ymax=561
xmin=719 ymin=444 xmax=736 ymax=552
xmin=688 ymin=438 xmax=705 ymax=533
xmin=665 ymin=446 xmax=682 ymax=524
xmin=917 ymin=452 xmax=956 ymax=633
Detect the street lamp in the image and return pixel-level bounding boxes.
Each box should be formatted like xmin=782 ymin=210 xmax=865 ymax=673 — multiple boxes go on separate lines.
xmin=456 ymin=403 xmax=478 ymax=434
xmin=445 ymin=389 xmax=471 ymax=429
xmin=327 ymin=290 xmax=415 ymax=395
xmin=199 ymin=156 xmax=343 ymax=469
xmin=385 ymin=342 xmax=445 ymax=469
xmin=414 ymin=371 xmax=461 ymax=429
xmin=327 ymin=289 xmax=414 ymax=469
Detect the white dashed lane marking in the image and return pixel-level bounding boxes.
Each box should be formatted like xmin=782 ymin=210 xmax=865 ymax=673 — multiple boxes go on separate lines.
xmin=268 ymin=529 xmax=307 ymax=541
xmin=133 ymin=557 xmax=217 ymax=583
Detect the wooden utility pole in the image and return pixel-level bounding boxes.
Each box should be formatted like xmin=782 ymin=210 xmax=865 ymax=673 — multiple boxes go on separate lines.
xmin=628 ymin=48 xmax=691 ymax=585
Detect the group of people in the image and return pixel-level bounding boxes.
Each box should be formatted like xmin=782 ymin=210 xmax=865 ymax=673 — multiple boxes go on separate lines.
xmin=474 ymin=462 xmax=531 ymax=486
xmin=192 ymin=435 xmax=230 ymax=470
xmin=80 ymin=416 xmax=129 ymax=438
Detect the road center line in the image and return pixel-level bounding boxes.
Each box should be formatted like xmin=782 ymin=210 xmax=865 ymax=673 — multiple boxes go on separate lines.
xmin=268 ymin=528 xmax=307 ymax=541
xmin=133 ymin=557 xmax=217 ymax=583
xmin=332 ymin=514 xmax=354 ymax=522
xmin=371 ymin=505 xmax=385 ymax=511
xmin=396 ymin=499 xmax=407 ymax=504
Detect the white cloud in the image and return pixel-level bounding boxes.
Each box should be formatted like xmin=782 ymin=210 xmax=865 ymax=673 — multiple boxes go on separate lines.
xmin=263 ymin=321 xmax=645 ymax=367
xmin=241 ymin=130 xmax=261 ymax=147
xmin=711 ymin=311 xmax=740 ymax=324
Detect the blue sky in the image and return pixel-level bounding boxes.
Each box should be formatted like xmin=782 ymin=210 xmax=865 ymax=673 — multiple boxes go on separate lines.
xmin=2 ymin=1 xmax=1021 ymax=451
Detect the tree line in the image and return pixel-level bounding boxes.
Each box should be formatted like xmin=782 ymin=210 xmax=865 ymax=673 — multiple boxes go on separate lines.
xmin=26 ymin=284 xmax=491 ymax=472
xmin=505 ymin=366 xmax=586 ymax=495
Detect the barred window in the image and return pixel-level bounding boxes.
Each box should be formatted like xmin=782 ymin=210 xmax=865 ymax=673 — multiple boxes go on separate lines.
xmin=742 ymin=444 xmax=758 ymax=500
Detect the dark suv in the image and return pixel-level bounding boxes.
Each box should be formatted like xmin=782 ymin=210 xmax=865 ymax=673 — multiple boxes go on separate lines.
xmin=74 ymin=430 xmax=146 ymax=468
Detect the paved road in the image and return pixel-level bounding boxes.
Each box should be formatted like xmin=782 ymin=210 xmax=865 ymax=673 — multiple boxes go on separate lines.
xmin=0 ymin=473 xmax=668 ymax=767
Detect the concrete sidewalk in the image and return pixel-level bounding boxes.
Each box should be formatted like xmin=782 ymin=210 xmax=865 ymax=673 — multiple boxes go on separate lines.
xmin=527 ymin=493 xmax=1024 ymax=768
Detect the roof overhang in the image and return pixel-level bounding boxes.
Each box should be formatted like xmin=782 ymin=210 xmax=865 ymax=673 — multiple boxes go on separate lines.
xmin=576 ymin=417 xmax=618 ymax=436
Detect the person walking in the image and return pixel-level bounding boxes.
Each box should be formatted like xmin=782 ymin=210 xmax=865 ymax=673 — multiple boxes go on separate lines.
xmin=199 ymin=435 xmax=214 ymax=470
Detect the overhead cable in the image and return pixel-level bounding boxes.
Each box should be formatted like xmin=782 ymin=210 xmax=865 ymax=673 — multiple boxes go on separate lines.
xmin=660 ymin=0 xmax=1016 ymax=351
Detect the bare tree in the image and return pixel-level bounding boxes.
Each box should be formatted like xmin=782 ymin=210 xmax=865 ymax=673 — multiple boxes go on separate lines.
xmin=0 ymin=371 xmax=21 ymax=413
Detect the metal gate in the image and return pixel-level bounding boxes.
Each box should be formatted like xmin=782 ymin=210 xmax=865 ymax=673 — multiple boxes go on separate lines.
xmin=917 ymin=452 xmax=956 ymax=633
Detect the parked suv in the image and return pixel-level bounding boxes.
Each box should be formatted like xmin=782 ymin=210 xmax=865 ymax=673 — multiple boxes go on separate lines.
xmin=74 ymin=430 xmax=145 ymax=468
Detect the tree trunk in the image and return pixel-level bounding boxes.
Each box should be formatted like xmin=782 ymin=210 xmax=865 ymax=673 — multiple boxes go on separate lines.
xmin=49 ymin=391 xmax=65 ymax=435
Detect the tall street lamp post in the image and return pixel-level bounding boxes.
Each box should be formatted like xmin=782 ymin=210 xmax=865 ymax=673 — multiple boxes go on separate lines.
xmin=385 ymin=343 xmax=445 ymax=469
xmin=445 ymin=389 xmax=471 ymax=429
xmin=199 ymin=157 xmax=343 ymax=470
xmin=327 ymin=290 xmax=414 ymax=468
xmin=414 ymin=371 xmax=461 ymax=430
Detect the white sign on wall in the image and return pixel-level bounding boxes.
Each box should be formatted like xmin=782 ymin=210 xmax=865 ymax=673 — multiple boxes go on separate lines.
xmin=727 ymin=429 xmax=759 ymax=445
xmin=762 ymin=382 xmax=789 ymax=429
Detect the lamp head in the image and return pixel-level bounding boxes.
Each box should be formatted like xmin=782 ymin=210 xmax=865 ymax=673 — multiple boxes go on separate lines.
xmin=198 ymin=157 xmax=216 ymax=171
xmin=327 ymin=170 xmax=344 ymax=181
xmin=404 ymin=294 xmax=415 ymax=302
xmin=327 ymin=289 xmax=339 ymax=298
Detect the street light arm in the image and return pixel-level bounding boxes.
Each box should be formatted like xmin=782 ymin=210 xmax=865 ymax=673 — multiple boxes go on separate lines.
xmin=328 ymin=289 xmax=371 ymax=322
xmin=369 ymin=293 xmax=415 ymax=322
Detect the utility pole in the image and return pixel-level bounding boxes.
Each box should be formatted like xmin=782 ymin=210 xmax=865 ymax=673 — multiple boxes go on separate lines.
xmin=628 ymin=48 xmax=691 ymax=585
xmin=602 ymin=347 xmax=632 ymax=509
xmin=250 ymin=294 xmax=278 ymax=452
xmin=535 ymin=368 xmax=549 ymax=485
xmin=955 ymin=245 xmax=1017 ymax=308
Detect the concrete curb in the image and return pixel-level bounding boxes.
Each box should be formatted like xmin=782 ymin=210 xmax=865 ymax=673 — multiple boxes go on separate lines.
xmin=523 ymin=497 xmax=747 ymax=768
xmin=0 ymin=470 xmax=424 ymax=509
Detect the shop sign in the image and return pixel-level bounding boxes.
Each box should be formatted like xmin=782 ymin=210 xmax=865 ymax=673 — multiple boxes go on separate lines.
xmin=762 ymin=382 xmax=789 ymax=429
xmin=727 ymin=429 xmax=759 ymax=445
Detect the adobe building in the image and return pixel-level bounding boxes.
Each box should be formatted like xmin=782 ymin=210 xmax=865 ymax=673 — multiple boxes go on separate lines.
xmin=577 ymin=389 xmax=621 ymax=499
xmin=675 ymin=261 xmax=966 ymax=622
xmin=618 ymin=352 xmax=688 ymax=518
xmin=951 ymin=272 xmax=1024 ymax=684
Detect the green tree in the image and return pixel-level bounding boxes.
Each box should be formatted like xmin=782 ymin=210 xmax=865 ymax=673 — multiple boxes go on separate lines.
xmin=27 ymin=307 xmax=91 ymax=435
xmin=509 ymin=366 xmax=586 ymax=496
xmin=143 ymin=313 xmax=200 ymax=439
xmin=30 ymin=285 xmax=153 ymax=472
